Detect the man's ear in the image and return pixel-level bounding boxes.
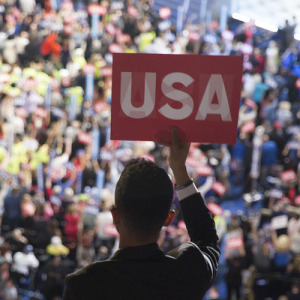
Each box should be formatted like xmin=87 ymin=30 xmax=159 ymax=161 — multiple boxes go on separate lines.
xmin=111 ymin=206 xmax=120 ymax=226
xmin=163 ymin=210 xmax=175 ymax=227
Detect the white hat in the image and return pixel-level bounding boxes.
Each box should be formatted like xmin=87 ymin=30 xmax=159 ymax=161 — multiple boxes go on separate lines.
xmin=64 ymin=187 xmax=74 ymax=198
xmin=51 ymin=236 xmax=62 ymax=246
xmin=279 ymin=101 xmax=291 ymax=111
xmin=53 ymin=185 xmax=62 ymax=195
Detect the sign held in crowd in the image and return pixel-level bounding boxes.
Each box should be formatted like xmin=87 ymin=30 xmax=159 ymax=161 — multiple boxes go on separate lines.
xmin=111 ymin=54 xmax=243 ymax=144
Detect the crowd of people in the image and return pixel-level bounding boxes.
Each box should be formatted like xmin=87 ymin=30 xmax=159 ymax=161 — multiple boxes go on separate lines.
xmin=0 ymin=0 xmax=299 ymax=299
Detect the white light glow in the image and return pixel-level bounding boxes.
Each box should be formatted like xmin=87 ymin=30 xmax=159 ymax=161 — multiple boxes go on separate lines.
xmin=254 ymin=20 xmax=278 ymax=32
xmin=295 ymin=33 xmax=300 ymax=41
xmin=232 ymin=12 xmax=250 ymax=23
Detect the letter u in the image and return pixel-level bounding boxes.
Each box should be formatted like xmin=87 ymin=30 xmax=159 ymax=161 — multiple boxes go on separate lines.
xmin=120 ymin=72 xmax=156 ymax=119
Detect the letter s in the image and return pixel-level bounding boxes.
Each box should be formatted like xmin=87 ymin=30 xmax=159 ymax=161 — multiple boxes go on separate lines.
xmin=158 ymin=73 xmax=194 ymax=120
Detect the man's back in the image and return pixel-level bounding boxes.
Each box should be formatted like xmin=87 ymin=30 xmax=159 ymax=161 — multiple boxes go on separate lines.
xmin=64 ymin=193 xmax=220 ymax=300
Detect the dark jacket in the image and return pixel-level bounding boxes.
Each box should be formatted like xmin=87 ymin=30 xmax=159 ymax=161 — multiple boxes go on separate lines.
xmin=63 ymin=192 xmax=220 ymax=300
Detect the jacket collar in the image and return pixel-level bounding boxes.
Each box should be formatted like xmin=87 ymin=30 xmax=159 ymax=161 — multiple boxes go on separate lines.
xmin=110 ymin=243 xmax=165 ymax=261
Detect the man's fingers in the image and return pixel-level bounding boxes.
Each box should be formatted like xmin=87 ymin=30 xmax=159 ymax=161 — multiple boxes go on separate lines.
xmin=171 ymin=128 xmax=179 ymax=147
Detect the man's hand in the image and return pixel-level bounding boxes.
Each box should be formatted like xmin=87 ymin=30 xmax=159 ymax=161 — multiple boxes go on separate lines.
xmin=161 ymin=128 xmax=191 ymax=186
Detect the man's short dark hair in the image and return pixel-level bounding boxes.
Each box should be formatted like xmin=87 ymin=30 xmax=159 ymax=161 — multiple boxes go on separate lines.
xmin=115 ymin=159 xmax=173 ymax=238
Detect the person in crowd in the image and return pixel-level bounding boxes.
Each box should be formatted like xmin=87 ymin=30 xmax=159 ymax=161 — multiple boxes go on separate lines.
xmin=94 ymin=198 xmax=115 ymax=255
xmin=41 ymin=256 xmax=69 ymax=300
xmin=63 ymin=129 xmax=220 ymax=299
xmin=11 ymin=245 xmax=39 ymax=283
xmin=64 ymin=204 xmax=81 ymax=242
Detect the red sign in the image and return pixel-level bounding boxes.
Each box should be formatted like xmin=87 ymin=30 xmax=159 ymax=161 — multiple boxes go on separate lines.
xmin=241 ymin=43 xmax=253 ymax=55
xmin=241 ymin=120 xmax=255 ymax=134
xmin=61 ymin=1 xmax=73 ymax=11
xmin=111 ymin=54 xmax=243 ymax=144
xmin=141 ymin=154 xmax=155 ymax=162
xmin=109 ymin=43 xmax=122 ymax=53
xmin=36 ymin=107 xmax=47 ymax=119
xmin=189 ymin=31 xmax=201 ymax=41
xmin=167 ymin=225 xmax=178 ymax=236
xmin=88 ymin=4 xmax=107 ymax=15
xmin=212 ymin=181 xmax=226 ymax=196
xmin=105 ymin=23 xmax=116 ymax=36
xmin=222 ymin=30 xmax=234 ymax=42
xmin=281 ymin=169 xmax=297 ymax=182
xmin=227 ymin=237 xmax=243 ymax=249
xmin=104 ymin=224 xmax=119 ymax=237
xmin=127 ymin=5 xmax=139 ymax=18
xmin=295 ymin=195 xmax=300 ymax=206
xmin=24 ymin=78 xmax=38 ymax=90
xmin=186 ymin=156 xmax=201 ymax=169
xmin=15 ymin=107 xmax=28 ymax=119
xmin=94 ymin=101 xmax=110 ymax=113
xmin=207 ymin=202 xmax=223 ymax=216
xmin=244 ymin=98 xmax=256 ymax=108
xmin=83 ymin=63 xmax=96 ymax=74
xmin=159 ymin=7 xmax=171 ymax=19
xmin=196 ymin=165 xmax=212 ymax=177
xmin=117 ymin=34 xmax=131 ymax=44
xmin=243 ymin=61 xmax=253 ymax=71
xmin=78 ymin=132 xmax=92 ymax=145
xmin=64 ymin=25 xmax=73 ymax=35
xmin=101 ymin=66 xmax=112 ymax=77
xmin=0 ymin=73 xmax=10 ymax=84
xmin=177 ymin=220 xmax=187 ymax=232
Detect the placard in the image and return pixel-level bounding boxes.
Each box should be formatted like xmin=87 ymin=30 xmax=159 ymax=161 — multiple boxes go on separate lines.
xmin=104 ymin=224 xmax=119 ymax=237
xmin=78 ymin=132 xmax=92 ymax=145
xmin=116 ymin=34 xmax=131 ymax=44
xmin=241 ymin=120 xmax=255 ymax=134
xmin=127 ymin=5 xmax=138 ymax=18
xmin=109 ymin=43 xmax=122 ymax=53
xmin=111 ymin=54 xmax=243 ymax=144
xmin=177 ymin=220 xmax=187 ymax=232
xmin=227 ymin=237 xmax=243 ymax=249
xmin=88 ymin=4 xmax=107 ymax=15
xmin=141 ymin=154 xmax=155 ymax=162
xmin=212 ymin=181 xmax=226 ymax=196
xmin=159 ymin=7 xmax=171 ymax=19
xmin=196 ymin=164 xmax=212 ymax=176
xmin=207 ymin=202 xmax=223 ymax=216
xmin=271 ymin=215 xmax=288 ymax=230
xmin=101 ymin=67 xmax=113 ymax=77
xmin=281 ymin=169 xmax=297 ymax=182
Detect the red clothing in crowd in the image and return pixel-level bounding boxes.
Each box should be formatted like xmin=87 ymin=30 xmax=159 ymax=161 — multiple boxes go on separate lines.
xmin=64 ymin=213 xmax=80 ymax=240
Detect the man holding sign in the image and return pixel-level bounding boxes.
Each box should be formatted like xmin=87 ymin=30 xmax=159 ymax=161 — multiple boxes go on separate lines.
xmin=64 ymin=129 xmax=220 ymax=299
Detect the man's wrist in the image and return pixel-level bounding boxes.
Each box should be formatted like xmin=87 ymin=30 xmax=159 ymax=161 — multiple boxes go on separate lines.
xmin=171 ymin=165 xmax=190 ymax=186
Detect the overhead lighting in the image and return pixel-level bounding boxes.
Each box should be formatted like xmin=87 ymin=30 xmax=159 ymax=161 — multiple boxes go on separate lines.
xmin=295 ymin=33 xmax=300 ymax=41
xmin=232 ymin=12 xmax=250 ymax=23
xmin=255 ymin=20 xmax=278 ymax=32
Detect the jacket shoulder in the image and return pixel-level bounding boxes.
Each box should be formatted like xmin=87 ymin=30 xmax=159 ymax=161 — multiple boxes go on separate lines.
xmin=65 ymin=261 xmax=111 ymax=299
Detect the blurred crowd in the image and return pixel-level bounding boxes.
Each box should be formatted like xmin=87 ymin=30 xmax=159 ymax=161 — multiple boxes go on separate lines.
xmin=0 ymin=0 xmax=299 ymax=299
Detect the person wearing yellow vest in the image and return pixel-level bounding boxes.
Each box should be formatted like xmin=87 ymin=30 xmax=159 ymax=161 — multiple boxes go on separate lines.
xmin=6 ymin=134 xmax=28 ymax=175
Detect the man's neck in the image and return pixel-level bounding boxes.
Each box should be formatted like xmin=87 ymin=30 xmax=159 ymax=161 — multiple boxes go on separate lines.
xmin=118 ymin=233 xmax=158 ymax=249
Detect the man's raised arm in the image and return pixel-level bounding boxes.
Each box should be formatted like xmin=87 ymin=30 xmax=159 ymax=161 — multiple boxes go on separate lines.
xmin=166 ymin=128 xmax=220 ymax=287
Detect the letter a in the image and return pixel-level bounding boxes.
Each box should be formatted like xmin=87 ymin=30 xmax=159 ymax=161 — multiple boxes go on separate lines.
xmin=195 ymin=74 xmax=232 ymax=121
xmin=120 ymin=72 xmax=156 ymax=119
xmin=159 ymin=72 xmax=194 ymax=120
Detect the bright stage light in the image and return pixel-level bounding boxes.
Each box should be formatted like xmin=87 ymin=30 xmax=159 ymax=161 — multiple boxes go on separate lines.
xmin=254 ymin=20 xmax=278 ymax=32
xmin=295 ymin=33 xmax=300 ymax=41
xmin=232 ymin=12 xmax=250 ymax=23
